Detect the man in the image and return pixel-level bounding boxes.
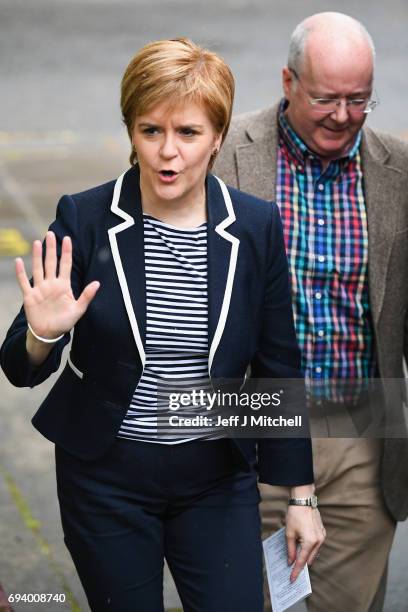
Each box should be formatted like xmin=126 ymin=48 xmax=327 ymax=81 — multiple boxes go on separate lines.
xmin=214 ymin=12 xmax=408 ymax=612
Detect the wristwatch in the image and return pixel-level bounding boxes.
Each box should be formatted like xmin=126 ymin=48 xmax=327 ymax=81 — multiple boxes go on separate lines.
xmin=288 ymin=494 xmax=318 ymax=509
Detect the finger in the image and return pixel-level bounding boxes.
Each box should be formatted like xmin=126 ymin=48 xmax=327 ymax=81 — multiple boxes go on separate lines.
xmin=306 ymin=524 xmax=326 ymax=565
xmin=286 ymin=535 xmax=297 ymax=566
xmin=306 ymin=542 xmax=321 ymax=566
xmin=59 ymin=236 xmax=72 ymax=280
xmin=15 ymin=258 xmax=31 ymax=295
xmin=290 ymin=545 xmax=310 ymax=582
xmin=44 ymin=231 xmax=57 ymax=279
xmin=76 ymin=281 xmax=100 ymax=314
xmin=32 ymin=240 xmax=44 ymax=285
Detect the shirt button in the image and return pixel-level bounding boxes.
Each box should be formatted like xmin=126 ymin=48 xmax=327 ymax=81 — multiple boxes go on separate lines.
xmin=318 ymin=218 xmax=325 ymax=226
xmin=315 ymin=292 xmax=322 ymax=300
xmin=318 ymin=255 xmax=325 ymax=263
xmin=315 ymin=366 xmax=322 ymax=373
xmin=318 ymin=330 xmax=325 ymax=337
xmin=318 ymin=184 xmax=324 ymax=191
xmin=297 ymin=165 xmax=303 ymax=171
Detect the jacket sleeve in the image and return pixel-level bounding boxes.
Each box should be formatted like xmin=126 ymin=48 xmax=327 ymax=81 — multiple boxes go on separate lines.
xmin=251 ymin=204 xmax=314 ymax=486
xmin=0 ymin=195 xmax=83 ymax=388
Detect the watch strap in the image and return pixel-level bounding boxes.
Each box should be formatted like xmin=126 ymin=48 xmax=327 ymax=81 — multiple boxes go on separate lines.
xmin=288 ymin=495 xmax=318 ymax=509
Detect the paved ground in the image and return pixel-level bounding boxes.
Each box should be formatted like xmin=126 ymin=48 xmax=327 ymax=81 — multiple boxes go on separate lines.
xmin=1 ymin=1 xmax=408 ymax=611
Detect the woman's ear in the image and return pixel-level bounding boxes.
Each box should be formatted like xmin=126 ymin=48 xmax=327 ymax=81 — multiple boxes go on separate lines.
xmin=214 ymin=132 xmax=223 ymax=151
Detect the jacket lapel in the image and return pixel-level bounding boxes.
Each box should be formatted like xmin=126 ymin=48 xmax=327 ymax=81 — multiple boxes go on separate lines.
xmin=236 ymin=104 xmax=279 ymax=200
xmin=108 ymin=168 xmax=239 ymax=374
xmin=362 ymin=128 xmax=403 ymax=325
xmin=108 ymin=166 xmax=146 ymax=365
xmin=207 ymin=174 xmax=240 ymax=374
xmin=235 ymin=105 xmax=402 ymax=327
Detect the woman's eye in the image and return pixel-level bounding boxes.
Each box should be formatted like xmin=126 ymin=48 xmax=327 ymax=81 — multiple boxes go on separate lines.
xmin=180 ymin=127 xmax=197 ymax=136
xmin=143 ymin=127 xmax=159 ymax=135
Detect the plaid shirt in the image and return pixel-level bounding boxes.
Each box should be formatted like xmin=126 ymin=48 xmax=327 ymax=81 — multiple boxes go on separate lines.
xmin=276 ymin=101 xmax=376 ymax=400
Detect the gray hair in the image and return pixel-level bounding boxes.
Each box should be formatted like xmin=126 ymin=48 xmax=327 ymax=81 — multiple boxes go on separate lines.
xmin=287 ymin=15 xmax=376 ymax=75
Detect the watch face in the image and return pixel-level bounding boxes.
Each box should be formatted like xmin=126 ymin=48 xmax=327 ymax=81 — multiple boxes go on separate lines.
xmin=311 ymin=495 xmax=318 ymax=509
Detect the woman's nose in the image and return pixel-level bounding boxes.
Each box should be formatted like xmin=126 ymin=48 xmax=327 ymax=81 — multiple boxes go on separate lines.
xmin=160 ymin=133 xmax=178 ymax=158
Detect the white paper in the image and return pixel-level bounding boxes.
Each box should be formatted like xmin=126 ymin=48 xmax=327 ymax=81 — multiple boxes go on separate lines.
xmin=263 ymin=527 xmax=312 ymax=612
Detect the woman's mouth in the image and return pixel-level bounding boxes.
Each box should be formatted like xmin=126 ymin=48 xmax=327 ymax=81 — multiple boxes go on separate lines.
xmin=158 ymin=170 xmax=179 ymax=183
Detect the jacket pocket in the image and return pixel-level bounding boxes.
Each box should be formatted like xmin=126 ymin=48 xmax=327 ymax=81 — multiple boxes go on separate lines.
xmin=32 ymin=363 xmax=128 ymax=460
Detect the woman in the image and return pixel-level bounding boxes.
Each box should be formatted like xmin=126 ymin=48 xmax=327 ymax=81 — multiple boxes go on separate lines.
xmin=1 ymin=39 xmax=324 ymax=611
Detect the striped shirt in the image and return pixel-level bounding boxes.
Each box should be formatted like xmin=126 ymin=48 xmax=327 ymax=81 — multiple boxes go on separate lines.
xmin=277 ymin=101 xmax=376 ymax=400
xmin=117 ymin=214 xmax=215 ymax=443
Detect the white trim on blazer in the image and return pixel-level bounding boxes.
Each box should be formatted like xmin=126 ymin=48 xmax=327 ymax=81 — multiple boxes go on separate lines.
xmin=67 ymin=353 xmax=83 ymax=379
xmin=107 ymin=172 xmax=240 ymax=382
xmin=108 ymin=171 xmax=146 ymax=367
xmin=208 ymin=176 xmax=240 ymax=374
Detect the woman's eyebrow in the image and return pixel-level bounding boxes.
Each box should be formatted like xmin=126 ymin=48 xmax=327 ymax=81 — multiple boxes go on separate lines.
xmin=137 ymin=121 xmax=204 ymax=129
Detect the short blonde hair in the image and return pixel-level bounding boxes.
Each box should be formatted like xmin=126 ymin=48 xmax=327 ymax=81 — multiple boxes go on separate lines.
xmin=121 ymin=38 xmax=235 ymax=166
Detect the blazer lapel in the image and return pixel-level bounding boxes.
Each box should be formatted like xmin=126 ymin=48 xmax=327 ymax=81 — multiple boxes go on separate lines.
xmin=235 ymin=107 xmax=403 ymax=329
xmin=108 ymin=166 xmax=146 ymax=365
xmin=236 ymin=104 xmax=279 ymax=200
xmin=107 ymin=169 xmax=239 ymax=374
xmin=207 ymin=174 xmax=240 ymax=374
xmin=362 ymin=128 xmax=404 ymax=325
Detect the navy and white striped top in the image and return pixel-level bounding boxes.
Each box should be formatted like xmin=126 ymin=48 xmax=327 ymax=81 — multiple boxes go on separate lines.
xmin=117 ymin=214 xmax=215 ymax=444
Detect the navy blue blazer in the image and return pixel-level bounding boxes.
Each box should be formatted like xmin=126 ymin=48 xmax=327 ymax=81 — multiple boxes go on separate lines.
xmin=0 ymin=166 xmax=313 ymax=486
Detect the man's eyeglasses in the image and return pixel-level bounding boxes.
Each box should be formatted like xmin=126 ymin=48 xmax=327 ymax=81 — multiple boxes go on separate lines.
xmin=289 ymin=68 xmax=379 ymax=114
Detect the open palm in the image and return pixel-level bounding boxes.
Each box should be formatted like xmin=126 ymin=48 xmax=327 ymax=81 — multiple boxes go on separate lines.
xmin=15 ymin=231 xmax=100 ymax=340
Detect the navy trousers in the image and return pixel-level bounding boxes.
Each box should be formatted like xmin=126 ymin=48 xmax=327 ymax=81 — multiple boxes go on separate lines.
xmin=55 ymin=439 xmax=263 ymax=612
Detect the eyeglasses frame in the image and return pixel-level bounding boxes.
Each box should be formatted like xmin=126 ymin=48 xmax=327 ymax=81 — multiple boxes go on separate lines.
xmin=288 ymin=68 xmax=379 ymax=114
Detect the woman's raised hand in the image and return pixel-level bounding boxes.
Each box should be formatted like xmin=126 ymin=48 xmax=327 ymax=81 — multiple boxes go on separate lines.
xmin=15 ymin=231 xmax=100 ymax=340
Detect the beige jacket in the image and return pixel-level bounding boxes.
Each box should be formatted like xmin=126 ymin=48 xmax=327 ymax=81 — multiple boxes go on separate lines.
xmin=215 ymin=103 xmax=408 ymax=521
